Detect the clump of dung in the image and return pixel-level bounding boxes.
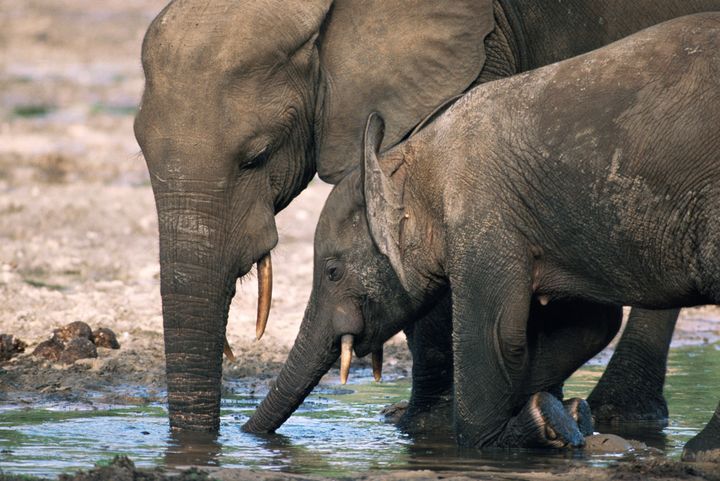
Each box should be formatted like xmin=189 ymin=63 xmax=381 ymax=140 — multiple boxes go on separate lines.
xmin=33 ymin=321 xmax=121 ymax=364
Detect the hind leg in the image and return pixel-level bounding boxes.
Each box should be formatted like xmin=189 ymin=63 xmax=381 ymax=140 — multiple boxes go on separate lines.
xmin=587 ymin=308 xmax=679 ymax=426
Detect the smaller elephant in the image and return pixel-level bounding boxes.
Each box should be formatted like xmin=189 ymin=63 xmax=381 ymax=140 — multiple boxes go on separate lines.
xmin=245 ymin=14 xmax=720 ymax=450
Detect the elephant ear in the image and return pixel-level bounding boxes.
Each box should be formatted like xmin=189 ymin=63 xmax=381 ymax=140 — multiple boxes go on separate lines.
xmin=317 ymin=0 xmax=495 ymax=184
xmin=362 ymin=113 xmax=409 ymax=289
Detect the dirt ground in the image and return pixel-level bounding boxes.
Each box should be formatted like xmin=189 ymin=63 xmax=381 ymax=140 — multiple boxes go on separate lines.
xmin=1 ymin=1 xmax=719 ymax=480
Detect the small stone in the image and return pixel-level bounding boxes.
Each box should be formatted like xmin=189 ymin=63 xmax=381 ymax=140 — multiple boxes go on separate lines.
xmin=33 ymin=338 xmax=64 ymax=362
xmin=59 ymin=337 xmax=97 ymax=364
xmin=0 ymin=334 xmax=26 ymax=362
xmin=92 ymin=327 xmax=120 ymax=349
xmin=53 ymin=321 xmax=92 ymax=344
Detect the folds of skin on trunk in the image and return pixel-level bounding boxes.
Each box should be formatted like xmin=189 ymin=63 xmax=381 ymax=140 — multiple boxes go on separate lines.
xmin=156 ymin=191 xmax=235 ymax=432
xmin=162 ymin=282 xmax=229 ymax=431
xmin=243 ymin=306 xmax=337 ymax=433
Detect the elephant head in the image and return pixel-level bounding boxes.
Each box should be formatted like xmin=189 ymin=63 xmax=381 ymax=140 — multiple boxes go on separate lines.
xmin=244 ymin=114 xmax=446 ymax=433
xmin=134 ymin=0 xmax=493 ymax=431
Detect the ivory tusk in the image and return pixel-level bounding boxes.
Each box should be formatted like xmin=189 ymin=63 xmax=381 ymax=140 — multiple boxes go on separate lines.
xmin=372 ymin=348 xmax=383 ymax=382
xmin=255 ymin=253 xmax=273 ymax=340
xmin=340 ymin=334 xmax=353 ymax=384
xmin=223 ymin=336 xmax=236 ymax=362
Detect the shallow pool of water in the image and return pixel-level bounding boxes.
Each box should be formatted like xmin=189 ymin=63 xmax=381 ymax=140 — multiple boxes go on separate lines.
xmin=1 ymin=344 xmax=718 ymax=478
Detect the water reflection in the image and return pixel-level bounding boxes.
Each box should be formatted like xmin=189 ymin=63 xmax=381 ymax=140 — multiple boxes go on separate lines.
xmin=244 ymin=431 xmax=334 ymax=473
xmin=165 ymin=430 xmax=221 ymax=468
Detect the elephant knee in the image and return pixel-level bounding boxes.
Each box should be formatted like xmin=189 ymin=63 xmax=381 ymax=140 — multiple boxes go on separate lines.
xmin=499 ymin=331 xmax=529 ymax=379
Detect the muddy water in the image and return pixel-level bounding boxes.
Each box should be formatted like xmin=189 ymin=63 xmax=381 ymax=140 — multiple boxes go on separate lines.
xmin=1 ymin=344 xmax=718 ymax=478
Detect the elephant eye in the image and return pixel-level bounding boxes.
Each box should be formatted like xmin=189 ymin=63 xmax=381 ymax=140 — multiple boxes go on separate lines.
xmin=245 ymin=146 xmax=270 ymax=168
xmin=326 ymin=260 xmax=344 ymax=282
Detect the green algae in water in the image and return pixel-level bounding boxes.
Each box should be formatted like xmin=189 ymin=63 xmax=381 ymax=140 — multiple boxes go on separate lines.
xmin=1 ymin=344 xmax=719 ymax=477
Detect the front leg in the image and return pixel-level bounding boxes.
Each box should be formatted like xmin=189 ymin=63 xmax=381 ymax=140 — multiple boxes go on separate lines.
xmin=450 ymin=246 xmax=584 ymax=449
xmin=399 ymin=294 xmax=454 ymax=435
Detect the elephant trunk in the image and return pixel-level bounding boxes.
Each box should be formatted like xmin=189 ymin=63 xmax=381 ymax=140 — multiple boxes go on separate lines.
xmin=163 ymin=289 xmax=227 ymax=431
xmin=243 ymin=306 xmax=337 ymax=433
xmin=156 ymin=193 xmax=238 ymax=432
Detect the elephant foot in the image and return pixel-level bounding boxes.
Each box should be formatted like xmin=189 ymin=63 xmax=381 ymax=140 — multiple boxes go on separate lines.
xmin=682 ymin=404 xmax=720 ymax=463
xmin=682 ymin=444 xmax=720 ymax=463
xmin=587 ymin=389 xmax=668 ymax=426
xmin=564 ymin=398 xmax=594 ymax=436
xmin=381 ymin=400 xmax=409 ymax=424
xmin=496 ymin=392 xmax=585 ymax=449
xmin=384 ymin=394 xmax=454 ymax=439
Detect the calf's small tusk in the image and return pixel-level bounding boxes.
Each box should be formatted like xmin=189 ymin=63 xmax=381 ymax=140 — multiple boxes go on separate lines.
xmin=340 ymin=334 xmax=353 ymax=384
xmin=223 ymin=336 xmax=236 ymax=362
xmin=256 ymin=253 xmax=273 ymax=340
xmin=372 ymin=348 xmax=383 ymax=382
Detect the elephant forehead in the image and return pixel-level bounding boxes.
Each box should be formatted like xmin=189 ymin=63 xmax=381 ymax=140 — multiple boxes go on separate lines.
xmin=144 ymin=0 xmax=326 ymax=74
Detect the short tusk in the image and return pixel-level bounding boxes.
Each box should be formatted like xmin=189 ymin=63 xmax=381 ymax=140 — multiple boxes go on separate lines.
xmin=255 ymin=253 xmax=273 ymax=340
xmin=372 ymin=348 xmax=383 ymax=382
xmin=340 ymin=334 xmax=353 ymax=384
xmin=223 ymin=336 xmax=236 ymax=362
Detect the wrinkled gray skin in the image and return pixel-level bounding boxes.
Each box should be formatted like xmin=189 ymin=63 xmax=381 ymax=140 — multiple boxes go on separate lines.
xmin=135 ymin=0 xmax=720 ymax=432
xmin=246 ymin=14 xmax=720 ymax=450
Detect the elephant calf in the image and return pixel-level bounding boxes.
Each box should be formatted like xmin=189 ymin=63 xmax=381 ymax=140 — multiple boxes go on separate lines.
xmin=245 ymin=14 xmax=720 ymax=450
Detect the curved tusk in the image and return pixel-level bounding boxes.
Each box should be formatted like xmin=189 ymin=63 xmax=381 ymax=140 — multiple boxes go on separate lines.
xmin=340 ymin=334 xmax=353 ymax=384
xmin=223 ymin=336 xmax=236 ymax=362
xmin=371 ymin=348 xmax=383 ymax=382
xmin=255 ymin=253 xmax=273 ymax=340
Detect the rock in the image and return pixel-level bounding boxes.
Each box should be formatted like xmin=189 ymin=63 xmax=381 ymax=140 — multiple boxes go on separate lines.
xmin=59 ymin=337 xmax=98 ymax=364
xmin=0 ymin=334 xmax=26 ymax=361
xmin=53 ymin=321 xmax=93 ymax=344
xmin=33 ymin=338 xmax=64 ymax=361
xmin=92 ymin=327 xmax=120 ymax=349
xmin=583 ymin=433 xmax=634 ymax=453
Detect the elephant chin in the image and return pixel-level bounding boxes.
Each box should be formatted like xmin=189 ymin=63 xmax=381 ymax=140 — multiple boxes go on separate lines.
xmin=243 ymin=312 xmax=338 ymax=434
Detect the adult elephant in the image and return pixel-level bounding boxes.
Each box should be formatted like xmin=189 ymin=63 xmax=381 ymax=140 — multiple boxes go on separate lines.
xmin=134 ymin=0 xmax=719 ymax=432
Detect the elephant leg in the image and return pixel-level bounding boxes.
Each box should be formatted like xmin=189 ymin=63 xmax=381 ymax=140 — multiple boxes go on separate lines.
xmin=523 ymin=299 xmax=623 ymax=435
xmin=450 ymin=244 xmax=584 ymax=449
xmin=587 ymin=308 xmax=679 ymax=425
xmin=396 ymin=295 xmax=454 ymax=435
xmin=524 ymin=299 xmax=622 ymax=395
xmin=682 ymin=401 xmax=720 ymax=462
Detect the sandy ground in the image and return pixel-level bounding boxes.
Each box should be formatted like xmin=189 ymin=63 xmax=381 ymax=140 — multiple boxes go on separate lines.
xmin=1 ymin=1 xmax=719 ymax=480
